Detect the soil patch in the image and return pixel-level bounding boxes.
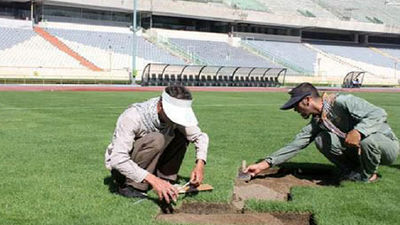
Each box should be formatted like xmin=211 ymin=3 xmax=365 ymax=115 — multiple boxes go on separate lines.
xmin=156 ymin=167 xmax=330 ymax=225
xmin=157 ymin=202 xmax=312 ymax=225
xmin=234 ymin=167 xmax=337 ymax=204
xmin=157 ymin=212 xmax=311 ymax=225
xmin=176 ymin=202 xmax=239 ymax=214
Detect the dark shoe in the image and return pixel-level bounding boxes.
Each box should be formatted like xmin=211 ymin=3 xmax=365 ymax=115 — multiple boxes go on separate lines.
xmin=118 ymin=186 xmax=147 ymax=198
xmin=340 ymin=170 xmax=368 ymax=182
xmin=337 ymin=168 xmax=353 ymax=180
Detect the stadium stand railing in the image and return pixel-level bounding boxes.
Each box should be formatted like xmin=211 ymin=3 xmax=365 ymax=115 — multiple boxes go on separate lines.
xmin=241 ymin=40 xmax=310 ymax=75
xmin=246 ymin=40 xmax=318 ymax=75
xmin=0 ymin=66 xmax=131 ymax=84
xmin=145 ymin=33 xmax=208 ymax=65
xmin=167 ymin=37 xmax=277 ymax=68
xmin=308 ymin=42 xmax=399 ymax=79
xmin=304 ymin=42 xmax=372 ymax=74
xmin=319 ymin=43 xmax=397 ymax=69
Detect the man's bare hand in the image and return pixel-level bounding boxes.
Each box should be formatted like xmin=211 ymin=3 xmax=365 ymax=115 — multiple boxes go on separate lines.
xmin=345 ymin=129 xmax=361 ymax=148
xmin=144 ymin=173 xmax=178 ymax=204
xmin=190 ymin=160 xmax=205 ymax=187
xmin=244 ymin=161 xmax=270 ymax=177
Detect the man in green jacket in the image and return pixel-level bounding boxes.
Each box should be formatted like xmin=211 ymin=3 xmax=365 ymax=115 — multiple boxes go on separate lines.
xmin=245 ymin=83 xmax=399 ymax=182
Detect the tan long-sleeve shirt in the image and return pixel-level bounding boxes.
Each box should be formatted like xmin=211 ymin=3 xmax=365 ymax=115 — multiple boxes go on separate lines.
xmin=104 ymin=98 xmax=209 ymax=183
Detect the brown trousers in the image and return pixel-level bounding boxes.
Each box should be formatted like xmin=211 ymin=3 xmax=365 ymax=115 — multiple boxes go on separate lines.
xmin=112 ymin=130 xmax=188 ymax=191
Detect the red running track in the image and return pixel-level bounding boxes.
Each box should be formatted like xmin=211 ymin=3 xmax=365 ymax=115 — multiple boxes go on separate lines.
xmin=0 ymin=85 xmax=399 ymax=93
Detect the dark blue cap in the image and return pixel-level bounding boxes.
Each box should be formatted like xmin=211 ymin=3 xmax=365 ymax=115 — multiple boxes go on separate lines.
xmin=280 ymin=83 xmax=317 ymax=110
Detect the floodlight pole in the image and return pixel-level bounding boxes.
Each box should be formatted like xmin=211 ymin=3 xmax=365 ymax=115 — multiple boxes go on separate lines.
xmin=30 ymin=0 xmax=34 ymax=28
xmin=132 ymin=0 xmax=138 ymax=80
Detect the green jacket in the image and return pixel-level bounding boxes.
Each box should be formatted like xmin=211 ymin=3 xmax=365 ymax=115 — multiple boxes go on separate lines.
xmin=266 ymin=94 xmax=398 ymax=166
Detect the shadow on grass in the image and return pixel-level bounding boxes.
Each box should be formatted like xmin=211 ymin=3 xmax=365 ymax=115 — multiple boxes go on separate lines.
xmin=388 ymin=164 xmax=400 ymax=170
xmin=254 ymin=160 xmax=340 ymax=186
xmin=103 ymin=176 xmax=118 ymax=194
xmin=176 ymin=175 xmax=191 ymax=184
xmin=103 ymin=175 xmax=199 ymax=214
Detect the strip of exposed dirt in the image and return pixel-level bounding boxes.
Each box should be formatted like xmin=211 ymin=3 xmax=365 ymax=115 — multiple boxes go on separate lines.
xmin=232 ymin=167 xmax=337 ymax=209
xmin=157 ymin=212 xmax=312 ymax=225
xmin=156 ymin=167 xmax=333 ymax=225
xmin=175 ymin=202 xmax=239 ymax=214
xmin=157 ymin=202 xmax=312 ymax=225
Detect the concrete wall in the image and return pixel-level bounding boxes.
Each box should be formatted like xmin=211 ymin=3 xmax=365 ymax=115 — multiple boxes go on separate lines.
xmin=234 ymin=32 xmax=301 ymax=42
xmin=0 ymin=67 xmax=130 ymax=81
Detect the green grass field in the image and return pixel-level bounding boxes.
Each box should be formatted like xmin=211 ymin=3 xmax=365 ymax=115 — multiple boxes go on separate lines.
xmin=1 ymin=90 xmax=400 ymax=225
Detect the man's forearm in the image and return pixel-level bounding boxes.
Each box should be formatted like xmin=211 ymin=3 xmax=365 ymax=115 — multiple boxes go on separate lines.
xmin=196 ymin=159 xmax=205 ymax=167
xmin=110 ymin=153 xmax=149 ymax=183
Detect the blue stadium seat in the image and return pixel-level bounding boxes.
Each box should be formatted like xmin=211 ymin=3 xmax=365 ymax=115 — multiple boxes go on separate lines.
xmin=169 ymin=38 xmax=276 ymax=67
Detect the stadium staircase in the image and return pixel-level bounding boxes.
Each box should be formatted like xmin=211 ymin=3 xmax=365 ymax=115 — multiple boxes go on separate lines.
xmin=241 ymin=40 xmax=309 ymax=74
xmin=33 ymin=26 xmax=103 ymax=71
xmin=143 ymin=33 xmax=208 ymax=65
